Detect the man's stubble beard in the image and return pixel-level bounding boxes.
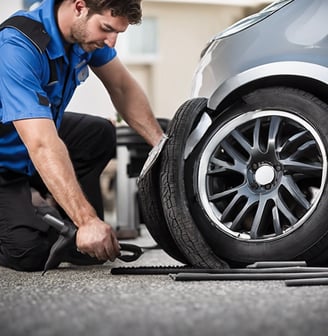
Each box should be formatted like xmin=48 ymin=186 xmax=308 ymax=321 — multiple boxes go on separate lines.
xmin=69 ymin=17 xmax=97 ymax=52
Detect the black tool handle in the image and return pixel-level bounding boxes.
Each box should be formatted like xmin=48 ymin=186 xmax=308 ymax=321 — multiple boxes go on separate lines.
xmin=43 ymin=213 xmax=71 ymax=235
xmin=285 ymin=278 xmax=328 ymax=287
xmin=170 ymin=272 xmax=328 ymax=281
xmin=40 ymin=213 xmax=143 ymax=274
xmin=41 ymin=214 xmax=77 ymax=275
xmin=111 ymin=266 xmax=328 ymax=276
xmin=118 ymin=243 xmax=143 ymax=262
xmin=42 ymin=233 xmax=75 ymax=275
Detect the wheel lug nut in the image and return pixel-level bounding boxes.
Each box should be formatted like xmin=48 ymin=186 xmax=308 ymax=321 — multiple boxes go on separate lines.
xmin=265 ymin=184 xmax=271 ymax=190
xmin=252 ymin=163 xmax=258 ymax=170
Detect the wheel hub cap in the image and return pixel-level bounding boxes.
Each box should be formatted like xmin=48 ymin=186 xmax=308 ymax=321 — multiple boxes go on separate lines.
xmin=254 ymin=164 xmax=275 ymax=185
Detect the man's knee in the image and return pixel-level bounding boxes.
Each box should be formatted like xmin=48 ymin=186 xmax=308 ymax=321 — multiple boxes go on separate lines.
xmin=0 ymin=233 xmax=50 ymax=272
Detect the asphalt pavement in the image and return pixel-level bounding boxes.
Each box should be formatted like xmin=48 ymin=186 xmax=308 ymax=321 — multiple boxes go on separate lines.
xmin=1 ymin=225 xmax=328 ymax=336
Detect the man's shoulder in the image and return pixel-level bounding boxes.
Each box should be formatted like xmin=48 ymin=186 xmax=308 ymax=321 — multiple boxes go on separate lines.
xmin=0 ymin=28 xmax=44 ymax=64
xmin=0 ymin=26 xmax=46 ymax=81
xmin=0 ymin=15 xmax=50 ymax=54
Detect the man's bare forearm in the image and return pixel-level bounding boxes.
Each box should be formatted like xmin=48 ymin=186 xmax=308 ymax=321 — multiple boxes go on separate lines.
xmin=14 ymin=118 xmax=97 ymax=227
xmin=31 ymin=137 xmax=97 ymax=227
xmin=112 ymin=85 xmax=164 ymax=147
xmin=92 ymin=59 xmax=164 ymax=147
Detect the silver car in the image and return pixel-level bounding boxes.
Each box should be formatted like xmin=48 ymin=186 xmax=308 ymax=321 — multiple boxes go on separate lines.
xmin=138 ymin=0 xmax=328 ymax=267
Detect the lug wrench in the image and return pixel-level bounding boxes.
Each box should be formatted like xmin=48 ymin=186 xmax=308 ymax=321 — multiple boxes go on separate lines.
xmin=39 ymin=212 xmax=143 ymax=275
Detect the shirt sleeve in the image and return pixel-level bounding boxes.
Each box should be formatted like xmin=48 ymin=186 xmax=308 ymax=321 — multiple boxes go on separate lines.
xmin=0 ymin=30 xmax=53 ymax=124
xmin=88 ymin=46 xmax=117 ymax=67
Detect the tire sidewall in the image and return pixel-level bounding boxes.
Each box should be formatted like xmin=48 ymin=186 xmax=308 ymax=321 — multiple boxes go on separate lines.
xmin=160 ymin=98 xmax=229 ymax=268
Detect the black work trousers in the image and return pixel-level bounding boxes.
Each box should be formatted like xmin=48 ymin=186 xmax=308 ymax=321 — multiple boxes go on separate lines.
xmin=0 ymin=112 xmax=116 ymax=271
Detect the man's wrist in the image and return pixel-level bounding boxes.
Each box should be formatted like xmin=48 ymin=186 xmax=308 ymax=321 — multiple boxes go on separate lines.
xmin=72 ymin=204 xmax=98 ymax=228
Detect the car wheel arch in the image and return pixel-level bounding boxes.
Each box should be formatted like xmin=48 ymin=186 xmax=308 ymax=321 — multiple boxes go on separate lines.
xmin=207 ymin=61 xmax=328 ymax=112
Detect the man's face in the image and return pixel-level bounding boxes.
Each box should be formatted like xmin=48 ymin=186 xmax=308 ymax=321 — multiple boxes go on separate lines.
xmin=70 ymin=9 xmax=129 ymax=52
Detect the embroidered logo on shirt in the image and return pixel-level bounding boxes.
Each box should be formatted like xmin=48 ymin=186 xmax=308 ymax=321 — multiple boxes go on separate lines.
xmin=77 ymin=66 xmax=89 ymax=83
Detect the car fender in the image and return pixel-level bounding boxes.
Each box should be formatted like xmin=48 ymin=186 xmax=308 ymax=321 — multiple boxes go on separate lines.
xmin=207 ymin=61 xmax=328 ymax=111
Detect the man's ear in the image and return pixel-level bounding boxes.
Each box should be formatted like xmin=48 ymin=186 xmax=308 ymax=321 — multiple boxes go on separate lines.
xmin=74 ymin=0 xmax=88 ymax=17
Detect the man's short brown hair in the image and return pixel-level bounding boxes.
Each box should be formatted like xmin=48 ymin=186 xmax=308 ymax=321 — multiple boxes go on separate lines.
xmin=85 ymin=0 xmax=142 ymax=24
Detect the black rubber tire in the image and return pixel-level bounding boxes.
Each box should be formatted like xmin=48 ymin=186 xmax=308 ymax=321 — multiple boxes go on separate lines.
xmin=185 ymin=87 xmax=328 ymax=267
xmin=160 ymin=98 xmax=229 ymax=268
xmin=119 ymin=118 xmax=187 ymax=263
xmin=137 ymin=158 xmax=188 ymax=264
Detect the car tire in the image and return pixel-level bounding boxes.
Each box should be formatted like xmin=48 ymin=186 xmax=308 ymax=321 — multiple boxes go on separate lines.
xmin=160 ymin=98 xmax=229 ymax=268
xmin=137 ymin=158 xmax=188 ymax=264
xmin=182 ymin=87 xmax=328 ymax=266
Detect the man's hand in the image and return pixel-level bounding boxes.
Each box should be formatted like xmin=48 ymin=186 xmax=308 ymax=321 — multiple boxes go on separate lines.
xmin=76 ymin=218 xmax=121 ymax=261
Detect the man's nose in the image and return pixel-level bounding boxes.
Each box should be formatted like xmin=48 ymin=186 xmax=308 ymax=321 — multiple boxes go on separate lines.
xmin=104 ymin=33 xmax=118 ymax=48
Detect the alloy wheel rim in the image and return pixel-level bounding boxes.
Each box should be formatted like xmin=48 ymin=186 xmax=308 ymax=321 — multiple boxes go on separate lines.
xmin=197 ymin=110 xmax=327 ymax=241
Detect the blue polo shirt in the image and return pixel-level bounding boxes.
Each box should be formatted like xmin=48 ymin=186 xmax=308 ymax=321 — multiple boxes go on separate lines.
xmin=0 ymin=0 xmax=117 ymax=175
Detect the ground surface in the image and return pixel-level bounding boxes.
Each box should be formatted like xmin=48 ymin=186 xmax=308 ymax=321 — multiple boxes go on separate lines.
xmin=1 ymin=226 xmax=327 ymax=336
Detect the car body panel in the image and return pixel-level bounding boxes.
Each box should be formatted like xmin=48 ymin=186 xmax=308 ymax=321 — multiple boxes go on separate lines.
xmin=207 ymin=61 xmax=328 ymax=110
xmin=191 ymin=0 xmax=328 ymax=109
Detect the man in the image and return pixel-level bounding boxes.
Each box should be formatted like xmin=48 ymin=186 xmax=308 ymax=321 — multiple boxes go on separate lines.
xmin=0 ymin=0 xmax=164 ymax=271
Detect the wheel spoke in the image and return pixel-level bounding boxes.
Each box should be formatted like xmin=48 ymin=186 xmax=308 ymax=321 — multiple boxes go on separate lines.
xmin=275 ymin=196 xmax=298 ymax=225
xmin=288 ymin=140 xmax=317 ymax=160
xmin=280 ymin=175 xmax=311 ymax=209
xmin=267 ymin=116 xmax=282 ymax=152
xmin=229 ymin=196 xmax=257 ymax=231
xmin=279 ymin=130 xmax=308 ymax=153
xmin=250 ymin=196 xmax=268 ymax=239
xmin=280 ymin=158 xmax=322 ymax=176
xmin=272 ymin=205 xmax=283 ymax=235
xmin=209 ymin=185 xmax=243 ymax=202
xmin=220 ymin=184 xmax=250 ymax=222
xmin=208 ymin=157 xmax=245 ymax=174
xmin=231 ymin=129 xmax=252 ymax=154
xmin=221 ymin=194 xmax=240 ymax=223
xmin=221 ymin=139 xmax=248 ymax=165
xmin=253 ymin=119 xmax=261 ymax=152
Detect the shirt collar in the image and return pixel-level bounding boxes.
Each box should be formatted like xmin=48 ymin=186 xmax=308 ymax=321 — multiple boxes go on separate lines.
xmin=37 ymin=0 xmax=66 ymax=60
